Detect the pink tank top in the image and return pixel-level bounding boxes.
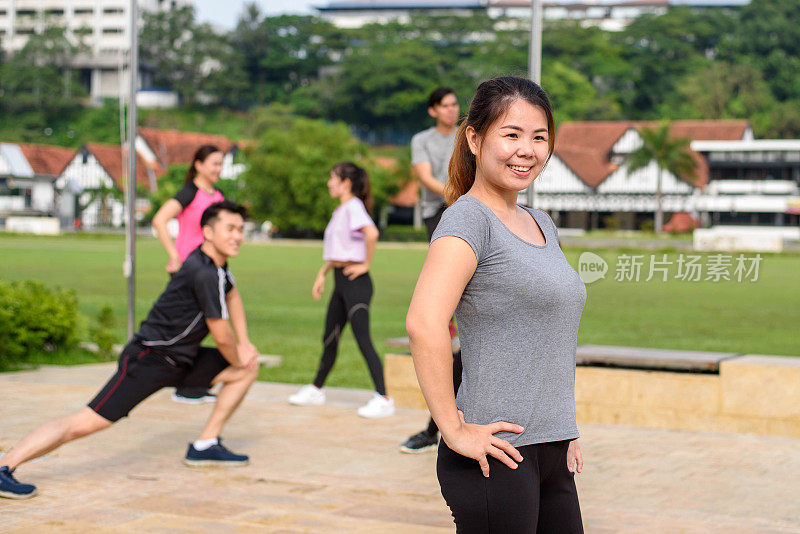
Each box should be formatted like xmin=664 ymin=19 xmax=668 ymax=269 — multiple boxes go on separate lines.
xmin=173 ymin=182 xmax=225 ymax=261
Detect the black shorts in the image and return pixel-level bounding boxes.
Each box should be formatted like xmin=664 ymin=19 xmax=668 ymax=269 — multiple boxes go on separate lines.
xmin=88 ymin=342 xmax=229 ymax=422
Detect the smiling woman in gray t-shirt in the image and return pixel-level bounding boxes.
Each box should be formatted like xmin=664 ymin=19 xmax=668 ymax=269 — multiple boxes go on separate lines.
xmin=406 ymin=77 xmax=586 ymax=533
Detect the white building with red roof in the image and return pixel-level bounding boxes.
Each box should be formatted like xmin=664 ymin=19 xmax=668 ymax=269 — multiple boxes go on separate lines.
xmin=0 ymin=142 xmax=74 ymax=217
xmin=57 ymin=143 xmax=162 ymax=228
xmin=522 ymin=119 xmax=800 ymax=229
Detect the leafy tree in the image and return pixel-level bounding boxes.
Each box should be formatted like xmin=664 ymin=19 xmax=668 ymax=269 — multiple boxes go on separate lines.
xmin=0 ymin=25 xmax=88 ymax=114
xmin=231 ymin=7 xmax=345 ymax=106
xmin=672 ymin=61 xmax=777 ymax=136
xmin=626 ymin=122 xmax=697 ymax=233
xmin=305 ymin=39 xmax=446 ymax=138
xmin=242 ymin=117 xmax=399 ymax=234
xmin=543 ymin=21 xmax=628 ymax=107
xmin=720 ymin=0 xmax=800 ymax=102
xmin=139 ymin=5 xmax=245 ymax=105
xmin=542 ymin=61 xmax=622 ymax=123
xmin=613 ymin=7 xmax=725 ymax=116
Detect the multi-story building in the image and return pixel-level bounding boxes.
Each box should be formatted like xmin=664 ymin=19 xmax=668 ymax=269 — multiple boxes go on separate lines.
xmin=0 ymin=0 xmax=191 ymax=100
xmin=316 ymin=0 xmax=750 ymax=30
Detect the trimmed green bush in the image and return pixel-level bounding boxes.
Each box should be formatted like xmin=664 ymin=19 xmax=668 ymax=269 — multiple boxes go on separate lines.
xmin=380 ymin=225 xmax=428 ymax=242
xmin=91 ymin=305 xmax=117 ymax=359
xmin=0 ymin=280 xmax=81 ymax=368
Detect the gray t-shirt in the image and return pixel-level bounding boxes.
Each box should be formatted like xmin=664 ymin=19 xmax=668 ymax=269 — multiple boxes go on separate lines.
xmin=432 ymin=194 xmax=587 ymax=447
xmin=410 ymin=126 xmax=456 ymax=219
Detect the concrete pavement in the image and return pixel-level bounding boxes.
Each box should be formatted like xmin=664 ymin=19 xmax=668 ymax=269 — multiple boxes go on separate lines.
xmin=1 ymin=363 xmax=798 ymax=533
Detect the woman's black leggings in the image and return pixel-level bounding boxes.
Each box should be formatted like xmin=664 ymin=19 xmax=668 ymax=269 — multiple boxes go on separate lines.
xmin=313 ymin=268 xmax=386 ymax=395
xmin=437 ymin=439 xmax=583 ymax=534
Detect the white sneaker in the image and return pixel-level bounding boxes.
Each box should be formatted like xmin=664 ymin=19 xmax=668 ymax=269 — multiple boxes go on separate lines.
xmin=357 ymin=393 xmax=395 ymax=418
xmin=288 ymin=384 xmax=326 ymax=406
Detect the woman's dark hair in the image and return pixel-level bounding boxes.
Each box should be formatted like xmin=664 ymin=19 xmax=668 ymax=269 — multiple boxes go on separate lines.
xmin=445 ymin=76 xmax=555 ymax=205
xmin=332 ymin=161 xmax=373 ymax=214
xmin=185 ymin=145 xmax=223 ymax=184
xmin=428 ymin=87 xmax=455 ymax=109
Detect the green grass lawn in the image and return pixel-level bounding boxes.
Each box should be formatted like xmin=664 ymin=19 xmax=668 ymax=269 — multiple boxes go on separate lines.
xmin=0 ymin=233 xmax=797 ymax=389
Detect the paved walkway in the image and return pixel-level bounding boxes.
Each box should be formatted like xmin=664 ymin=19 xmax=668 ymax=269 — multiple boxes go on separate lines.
xmin=1 ymin=363 xmax=799 ymax=533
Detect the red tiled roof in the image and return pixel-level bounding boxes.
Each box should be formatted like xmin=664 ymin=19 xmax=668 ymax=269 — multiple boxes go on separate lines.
xmin=554 ymin=122 xmax=630 ymax=188
xmin=138 ymin=127 xmax=236 ymax=167
xmin=84 ymin=143 xmax=162 ymax=191
xmin=17 ymin=143 xmax=75 ymax=177
xmin=554 ymin=120 xmax=749 ymax=189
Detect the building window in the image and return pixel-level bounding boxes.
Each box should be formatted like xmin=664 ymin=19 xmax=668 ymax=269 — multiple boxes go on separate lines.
xmin=45 ymin=9 xmax=65 ymax=16
xmin=82 ymin=153 xmax=89 ymax=164
xmin=16 ymin=9 xmax=37 ymax=17
xmin=102 ymin=28 xmax=124 ymax=35
xmin=103 ymin=8 xmax=125 ymax=15
xmin=16 ymin=28 xmax=36 ymax=35
xmin=74 ymin=8 xmax=93 ymax=15
xmin=0 ymin=9 xmax=7 ymax=16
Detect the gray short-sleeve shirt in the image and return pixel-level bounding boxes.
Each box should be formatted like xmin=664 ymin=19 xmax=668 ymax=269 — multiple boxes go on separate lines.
xmin=410 ymin=127 xmax=456 ymax=219
xmin=431 ymin=194 xmax=587 ymax=446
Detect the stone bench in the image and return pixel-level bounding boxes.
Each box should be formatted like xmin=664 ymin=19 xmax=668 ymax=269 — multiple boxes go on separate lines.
xmin=693 ymin=226 xmax=800 ymax=252
xmin=385 ymin=339 xmax=800 ymax=438
xmin=387 ymin=338 xmax=734 ymax=372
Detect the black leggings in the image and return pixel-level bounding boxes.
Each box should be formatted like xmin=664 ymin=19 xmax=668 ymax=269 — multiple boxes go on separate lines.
xmin=437 ymin=439 xmax=583 ymax=534
xmin=313 ymin=268 xmax=386 ymax=395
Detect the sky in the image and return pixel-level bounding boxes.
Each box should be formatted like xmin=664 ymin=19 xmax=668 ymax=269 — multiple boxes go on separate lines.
xmin=194 ymin=0 xmax=319 ymax=30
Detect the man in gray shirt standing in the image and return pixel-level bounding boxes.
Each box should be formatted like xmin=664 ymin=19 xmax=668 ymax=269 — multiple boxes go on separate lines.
xmin=410 ymin=87 xmax=460 ymax=237
xmin=400 ymin=87 xmax=460 ymax=454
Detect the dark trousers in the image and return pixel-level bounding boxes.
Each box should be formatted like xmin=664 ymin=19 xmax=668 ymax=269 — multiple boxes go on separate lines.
xmin=423 ymin=203 xmax=460 ymax=435
xmin=313 ymin=269 xmax=386 ymax=395
xmin=437 ymin=439 xmax=583 ymax=534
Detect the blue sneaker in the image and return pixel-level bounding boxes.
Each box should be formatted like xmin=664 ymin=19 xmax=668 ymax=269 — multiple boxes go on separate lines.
xmin=183 ymin=439 xmax=249 ymax=467
xmin=0 ymin=466 xmax=37 ymax=499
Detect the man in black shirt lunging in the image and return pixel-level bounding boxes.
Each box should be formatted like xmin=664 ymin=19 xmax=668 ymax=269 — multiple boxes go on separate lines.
xmin=0 ymin=201 xmax=259 ymax=500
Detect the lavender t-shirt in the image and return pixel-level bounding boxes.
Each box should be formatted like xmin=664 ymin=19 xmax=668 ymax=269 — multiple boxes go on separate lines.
xmin=323 ymin=198 xmax=374 ymax=262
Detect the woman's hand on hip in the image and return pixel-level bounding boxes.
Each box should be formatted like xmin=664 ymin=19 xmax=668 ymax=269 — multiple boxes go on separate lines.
xmin=443 ymin=410 xmax=524 ymax=478
xmin=567 ymin=439 xmax=583 ymax=473
xmin=166 ymin=254 xmax=182 ymax=273
xmin=343 ymin=262 xmax=369 ymax=280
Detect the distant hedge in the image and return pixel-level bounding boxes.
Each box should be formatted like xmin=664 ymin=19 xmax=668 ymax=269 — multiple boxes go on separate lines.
xmin=0 ymin=280 xmax=81 ymax=368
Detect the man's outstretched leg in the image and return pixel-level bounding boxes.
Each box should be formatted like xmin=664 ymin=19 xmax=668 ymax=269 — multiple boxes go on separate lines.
xmin=0 ymin=408 xmax=111 ymax=499
xmin=184 ymin=349 xmax=259 ymax=467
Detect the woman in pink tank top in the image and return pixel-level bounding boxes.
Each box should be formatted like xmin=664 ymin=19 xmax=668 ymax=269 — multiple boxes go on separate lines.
xmin=152 ymin=145 xmax=226 ymax=273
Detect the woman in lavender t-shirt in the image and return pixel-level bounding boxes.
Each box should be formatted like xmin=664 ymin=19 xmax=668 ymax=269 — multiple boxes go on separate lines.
xmin=288 ymin=162 xmax=395 ymax=418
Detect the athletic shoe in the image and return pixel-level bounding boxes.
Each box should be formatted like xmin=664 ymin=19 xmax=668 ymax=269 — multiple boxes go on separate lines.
xmin=172 ymin=388 xmax=216 ymax=405
xmin=288 ymin=384 xmax=326 ymax=406
xmin=357 ymin=393 xmax=395 ymax=418
xmin=183 ymin=439 xmax=249 ymax=467
xmin=399 ymin=430 xmax=439 ymax=454
xmin=0 ymin=466 xmax=37 ymax=499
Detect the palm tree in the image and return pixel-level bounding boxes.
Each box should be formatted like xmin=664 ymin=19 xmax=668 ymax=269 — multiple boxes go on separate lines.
xmin=626 ymin=121 xmax=697 ymax=233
